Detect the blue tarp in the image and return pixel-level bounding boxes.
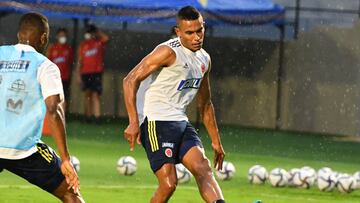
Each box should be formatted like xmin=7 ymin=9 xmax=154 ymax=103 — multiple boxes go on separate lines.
xmin=0 ymin=0 xmax=285 ymax=25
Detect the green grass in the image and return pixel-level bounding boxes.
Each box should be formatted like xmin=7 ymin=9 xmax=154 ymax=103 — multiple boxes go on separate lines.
xmin=1 ymin=119 xmax=360 ymax=203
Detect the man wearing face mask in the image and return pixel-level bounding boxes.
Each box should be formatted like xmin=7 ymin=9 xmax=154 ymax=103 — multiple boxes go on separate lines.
xmin=76 ymin=24 xmax=109 ymax=122
xmin=47 ymin=28 xmax=74 ymax=112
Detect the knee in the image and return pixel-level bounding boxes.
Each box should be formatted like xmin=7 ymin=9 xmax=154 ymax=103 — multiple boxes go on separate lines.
xmin=160 ymin=180 xmax=177 ymax=194
xmin=61 ymin=191 xmax=84 ymax=203
xmin=192 ymin=159 xmax=212 ymax=178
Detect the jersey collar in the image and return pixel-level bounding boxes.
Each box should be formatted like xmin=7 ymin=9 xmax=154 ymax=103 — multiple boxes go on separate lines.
xmin=15 ymin=44 xmax=36 ymax=52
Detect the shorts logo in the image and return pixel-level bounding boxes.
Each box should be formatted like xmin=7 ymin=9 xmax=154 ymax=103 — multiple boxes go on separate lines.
xmin=162 ymin=142 xmax=174 ymax=148
xmin=165 ymin=148 xmax=173 ymax=158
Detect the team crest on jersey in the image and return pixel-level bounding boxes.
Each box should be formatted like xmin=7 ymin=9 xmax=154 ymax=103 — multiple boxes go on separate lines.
xmin=177 ymin=78 xmax=202 ymax=91
xmin=165 ymin=148 xmax=173 ymax=158
xmin=201 ymin=64 xmax=206 ymax=74
xmin=0 ymin=60 xmax=30 ymax=73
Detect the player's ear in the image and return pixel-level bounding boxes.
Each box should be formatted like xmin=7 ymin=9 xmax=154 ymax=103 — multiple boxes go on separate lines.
xmin=41 ymin=32 xmax=48 ymax=46
xmin=175 ymin=26 xmax=181 ymax=38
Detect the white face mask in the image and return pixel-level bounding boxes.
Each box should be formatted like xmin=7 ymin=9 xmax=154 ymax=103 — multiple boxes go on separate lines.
xmin=58 ymin=36 xmax=67 ymax=44
xmin=84 ymin=33 xmax=91 ymax=40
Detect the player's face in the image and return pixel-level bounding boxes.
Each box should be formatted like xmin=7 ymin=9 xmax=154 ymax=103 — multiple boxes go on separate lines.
xmin=176 ymin=16 xmax=205 ymax=52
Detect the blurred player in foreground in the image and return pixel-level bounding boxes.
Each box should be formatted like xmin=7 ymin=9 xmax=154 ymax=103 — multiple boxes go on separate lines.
xmin=123 ymin=6 xmax=226 ymax=203
xmin=0 ymin=12 xmax=84 ymax=203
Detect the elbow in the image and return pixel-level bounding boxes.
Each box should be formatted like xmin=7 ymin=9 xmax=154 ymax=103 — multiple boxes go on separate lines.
xmin=123 ymin=75 xmax=139 ymax=90
xmin=46 ymin=101 xmax=59 ymax=115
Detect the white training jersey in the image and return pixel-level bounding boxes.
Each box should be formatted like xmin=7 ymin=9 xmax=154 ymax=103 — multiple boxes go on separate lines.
xmin=136 ymin=37 xmax=210 ymax=124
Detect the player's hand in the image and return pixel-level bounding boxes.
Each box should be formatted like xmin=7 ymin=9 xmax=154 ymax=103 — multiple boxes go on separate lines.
xmin=212 ymin=142 xmax=225 ymax=171
xmin=60 ymin=159 xmax=80 ymax=194
xmin=124 ymin=123 xmax=140 ymax=151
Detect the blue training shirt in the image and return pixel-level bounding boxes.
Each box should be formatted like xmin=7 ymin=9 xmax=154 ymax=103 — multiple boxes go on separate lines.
xmin=0 ymin=44 xmax=63 ymax=159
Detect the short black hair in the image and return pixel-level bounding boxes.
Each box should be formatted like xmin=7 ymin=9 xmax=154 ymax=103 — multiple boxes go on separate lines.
xmin=56 ymin=27 xmax=68 ymax=35
xmin=19 ymin=12 xmax=48 ymax=34
xmin=85 ymin=24 xmax=98 ymax=33
xmin=177 ymin=6 xmax=201 ymax=21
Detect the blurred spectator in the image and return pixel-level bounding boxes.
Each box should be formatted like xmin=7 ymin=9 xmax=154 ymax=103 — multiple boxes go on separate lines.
xmin=47 ymin=28 xmax=74 ymax=112
xmin=76 ymin=24 xmax=109 ymax=122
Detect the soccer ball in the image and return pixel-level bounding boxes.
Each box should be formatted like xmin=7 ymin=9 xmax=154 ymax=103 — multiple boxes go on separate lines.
xmin=353 ymin=171 xmax=360 ymax=189
xmin=292 ymin=168 xmax=316 ymax=188
xmin=269 ymin=168 xmax=288 ymax=187
xmin=215 ymin=161 xmax=235 ymax=181
xmin=301 ymin=166 xmax=317 ymax=181
xmin=175 ymin=164 xmax=192 ymax=184
xmin=287 ymin=168 xmax=300 ymax=186
xmin=70 ymin=156 xmax=80 ymax=172
xmin=248 ymin=165 xmax=268 ymax=184
xmin=336 ymin=174 xmax=355 ymax=193
xmin=317 ymin=170 xmax=337 ymax=192
xmin=117 ymin=156 xmax=137 ymax=176
xmin=318 ymin=167 xmax=332 ymax=177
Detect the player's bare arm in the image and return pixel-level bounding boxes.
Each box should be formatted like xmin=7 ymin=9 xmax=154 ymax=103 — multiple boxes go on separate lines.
xmin=123 ymin=45 xmax=176 ymax=151
xmin=197 ymin=60 xmax=225 ymax=170
xmin=45 ymin=95 xmax=80 ymax=193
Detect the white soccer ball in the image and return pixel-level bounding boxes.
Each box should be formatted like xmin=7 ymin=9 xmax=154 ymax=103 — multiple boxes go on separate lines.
xmin=269 ymin=168 xmax=288 ymax=187
xmin=215 ymin=161 xmax=235 ymax=181
xmin=175 ymin=164 xmax=192 ymax=184
xmin=317 ymin=170 xmax=337 ymax=192
xmin=117 ymin=156 xmax=137 ymax=176
xmin=248 ymin=165 xmax=268 ymax=184
xmin=337 ymin=174 xmax=356 ymax=193
xmin=318 ymin=167 xmax=332 ymax=178
xmin=70 ymin=156 xmax=80 ymax=172
xmin=292 ymin=168 xmax=316 ymax=189
xmin=353 ymin=171 xmax=360 ymax=189
xmin=287 ymin=168 xmax=300 ymax=187
xmin=302 ymin=166 xmax=317 ymax=180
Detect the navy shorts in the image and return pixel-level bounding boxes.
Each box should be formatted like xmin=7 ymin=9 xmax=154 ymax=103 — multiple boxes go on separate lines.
xmin=81 ymin=73 xmax=103 ymax=94
xmin=140 ymin=118 xmax=203 ymax=172
xmin=0 ymin=143 xmax=65 ymax=193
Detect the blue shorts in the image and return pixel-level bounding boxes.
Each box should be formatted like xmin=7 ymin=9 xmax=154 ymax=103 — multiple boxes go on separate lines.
xmin=0 ymin=143 xmax=65 ymax=193
xmin=140 ymin=118 xmax=203 ymax=172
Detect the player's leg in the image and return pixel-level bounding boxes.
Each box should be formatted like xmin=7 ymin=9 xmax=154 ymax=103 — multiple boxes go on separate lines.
xmin=91 ymin=91 xmax=101 ymax=118
xmin=2 ymin=143 xmax=85 ymax=203
xmin=151 ymin=163 xmax=177 ymax=203
xmin=139 ymin=119 xmax=185 ymax=203
xmin=53 ymin=180 xmax=85 ymax=203
xmin=84 ymin=90 xmax=92 ymax=118
xmin=91 ymin=73 xmax=102 ymax=119
xmin=180 ymin=124 xmax=224 ymax=203
xmin=81 ymin=74 xmax=92 ymax=119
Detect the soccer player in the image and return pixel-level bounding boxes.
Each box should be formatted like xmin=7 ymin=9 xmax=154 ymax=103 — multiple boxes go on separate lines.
xmin=123 ymin=6 xmax=226 ymax=203
xmin=76 ymin=24 xmax=109 ymax=122
xmin=47 ymin=28 xmax=74 ymax=112
xmin=0 ymin=13 xmax=84 ymax=203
